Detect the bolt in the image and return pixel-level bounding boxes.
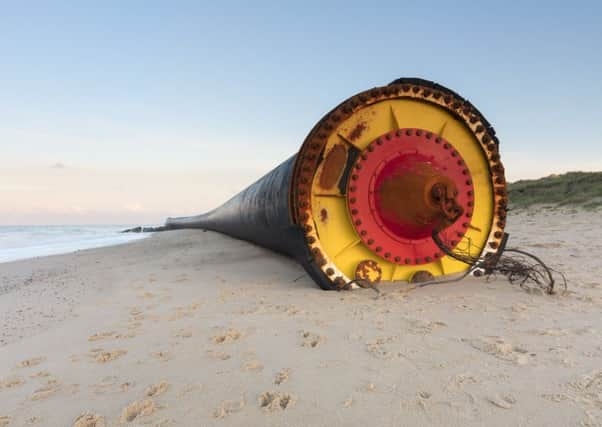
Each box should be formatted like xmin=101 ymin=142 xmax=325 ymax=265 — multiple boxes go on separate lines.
xmin=385 ymin=133 xmax=392 ymax=140
xmin=368 ymin=144 xmax=374 ymax=152
xmin=426 ymin=132 xmax=432 ymax=139
xmin=394 ymin=256 xmax=401 ymax=262
xmin=405 ymin=258 xmax=412 ymax=264
xmin=367 ymin=239 xmax=374 ymax=245
xmin=494 ymin=231 xmax=503 ymax=238
xmin=375 ymin=246 xmax=382 ymax=252
xmin=443 ymin=143 xmax=450 ymax=149
xmin=425 ymin=256 xmax=432 ymax=262
xmin=360 ymin=230 xmax=367 ymax=236
xmin=406 ymin=129 xmax=413 ymax=136
xmin=355 ymin=220 xmax=362 ymax=226
xmin=376 ymin=138 xmax=383 ymax=145
xmin=351 ymin=208 xmax=358 ymax=215
xmin=351 ymin=175 xmax=358 ymax=181
xmin=349 ymin=197 xmax=356 ymax=203
xmin=435 ymin=137 xmax=442 ymax=144
xmin=489 ymin=241 xmax=499 ymax=249
xmin=416 ymin=130 xmax=423 ymax=136
xmin=384 ymin=252 xmax=391 ymax=258
xmin=326 ymin=268 xmax=335 ymax=276
xmin=307 ymin=236 xmax=316 ymax=243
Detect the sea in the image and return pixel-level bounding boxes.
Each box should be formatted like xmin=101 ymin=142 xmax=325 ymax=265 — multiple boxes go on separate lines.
xmin=0 ymin=225 xmax=151 ymax=264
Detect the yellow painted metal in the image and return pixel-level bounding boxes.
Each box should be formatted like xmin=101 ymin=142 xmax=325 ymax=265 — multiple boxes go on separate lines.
xmin=311 ymin=98 xmax=493 ymax=282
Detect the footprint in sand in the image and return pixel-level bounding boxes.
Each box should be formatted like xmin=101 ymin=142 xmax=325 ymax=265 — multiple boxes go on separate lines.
xmin=487 ymin=394 xmax=516 ymax=409
xmin=464 ymin=337 xmax=533 ymax=365
xmin=274 ymin=369 xmax=291 ymax=385
xmin=121 ymin=399 xmax=157 ymax=423
xmin=0 ymin=376 xmax=24 ymax=389
xmin=17 ymin=357 xmax=46 ymax=368
xmin=145 ymin=381 xmax=169 ymax=397
xmin=213 ymin=398 xmax=246 ymax=419
xmin=72 ymin=413 xmax=106 ymax=427
xmin=151 ymin=351 xmax=172 ymax=362
xmin=31 ymin=380 xmax=60 ymax=401
xmin=242 ymin=360 xmax=264 ymax=373
xmin=567 ymin=370 xmax=602 ymax=408
xmin=212 ymin=329 xmax=241 ymax=344
xmin=88 ymin=331 xmax=117 ymax=342
xmin=365 ymin=336 xmax=399 ymax=359
xmin=300 ymin=331 xmax=325 ymax=348
xmin=91 ymin=349 xmax=127 ymax=363
xmin=258 ymin=391 xmax=295 ymax=412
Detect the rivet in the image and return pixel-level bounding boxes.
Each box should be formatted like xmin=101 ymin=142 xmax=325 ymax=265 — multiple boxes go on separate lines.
xmin=494 ymin=231 xmax=503 ymax=238
xmin=355 ymin=220 xmax=362 ymax=226
xmin=405 ymin=258 xmax=412 ymax=264
xmin=394 ymin=256 xmax=401 ymax=262
xmin=384 ymin=252 xmax=391 ymax=258
xmin=367 ymin=239 xmax=374 ymax=245
xmin=349 ymin=197 xmax=356 ymax=203
xmin=406 ymin=129 xmax=412 ymax=136
xmin=351 ymin=208 xmax=358 ymax=215
xmin=326 ymin=268 xmax=335 ymax=276
xmin=375 ymin=246 xmax=382 ymax=252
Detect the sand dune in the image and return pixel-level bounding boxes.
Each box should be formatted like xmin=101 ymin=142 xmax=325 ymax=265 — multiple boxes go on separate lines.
xmin=0 ymin=208 xmax=601 ymax=426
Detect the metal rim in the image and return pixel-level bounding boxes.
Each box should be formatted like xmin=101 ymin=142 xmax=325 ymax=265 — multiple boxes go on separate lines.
xmin=291 ymin=78 xmax=507 ymax=290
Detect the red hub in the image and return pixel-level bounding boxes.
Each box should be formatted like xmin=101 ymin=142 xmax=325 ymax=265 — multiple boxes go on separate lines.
xmin=347 ymin=128 xmax=474 ymax=265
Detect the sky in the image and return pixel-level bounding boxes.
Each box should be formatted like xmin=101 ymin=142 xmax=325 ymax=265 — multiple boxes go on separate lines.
xmin=1 ymin=1 xmax=601 ymax=224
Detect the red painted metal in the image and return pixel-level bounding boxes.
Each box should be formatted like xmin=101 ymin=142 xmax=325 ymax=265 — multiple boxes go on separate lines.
xmin=347 ymin=128 xmax=474 ymax=265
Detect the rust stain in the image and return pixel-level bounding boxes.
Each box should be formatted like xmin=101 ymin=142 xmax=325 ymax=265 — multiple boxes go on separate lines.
xmin=319 ymin=144 xmax=347 ymax=189
xmin=320 ymin=208 xmax=328 ymax=223
xmin=409 ymin=270 xmax=434 ymax=284
xmin=348 ymin=121 xmax=367 ymax=141
xmin=355 ymin=260 xmax=382 ymax=284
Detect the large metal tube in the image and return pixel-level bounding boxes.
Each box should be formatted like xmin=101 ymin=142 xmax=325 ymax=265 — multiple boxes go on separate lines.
xmin=159 ymin=77 xmax=508 ymax=290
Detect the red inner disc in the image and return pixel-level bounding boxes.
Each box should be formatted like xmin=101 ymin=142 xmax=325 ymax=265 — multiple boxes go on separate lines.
xmin=347 ymin=128 xmax=474 ymax=265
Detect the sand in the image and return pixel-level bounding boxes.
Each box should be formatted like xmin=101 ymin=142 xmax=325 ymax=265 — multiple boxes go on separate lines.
xmin=0 ymin=208 xmax=601 ymax=426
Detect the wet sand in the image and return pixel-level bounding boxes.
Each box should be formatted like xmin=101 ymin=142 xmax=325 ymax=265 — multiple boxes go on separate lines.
xmin=0 ymin=208 xmax=601 ymax=426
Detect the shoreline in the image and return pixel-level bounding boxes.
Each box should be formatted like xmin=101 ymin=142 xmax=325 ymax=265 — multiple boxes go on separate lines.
xmin=0 ymin=209 xmax=601 ymax=426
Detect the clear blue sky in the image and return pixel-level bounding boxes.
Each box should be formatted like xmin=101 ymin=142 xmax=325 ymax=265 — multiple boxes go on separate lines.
xmin=1 ymin=1 xmax=601 ymax=224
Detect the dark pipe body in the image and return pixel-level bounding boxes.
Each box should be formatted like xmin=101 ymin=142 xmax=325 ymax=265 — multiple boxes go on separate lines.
xmin=165 ymin=155 xmax=330 ymax=287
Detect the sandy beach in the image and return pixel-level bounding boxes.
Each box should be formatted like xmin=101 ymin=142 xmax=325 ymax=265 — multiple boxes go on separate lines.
xmin=1 ymin=208 xmax=601 ymax=427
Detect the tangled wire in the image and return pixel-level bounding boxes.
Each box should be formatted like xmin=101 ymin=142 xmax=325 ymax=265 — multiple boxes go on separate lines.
xmin=429 ymin=230 xmax=567 ymax=295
